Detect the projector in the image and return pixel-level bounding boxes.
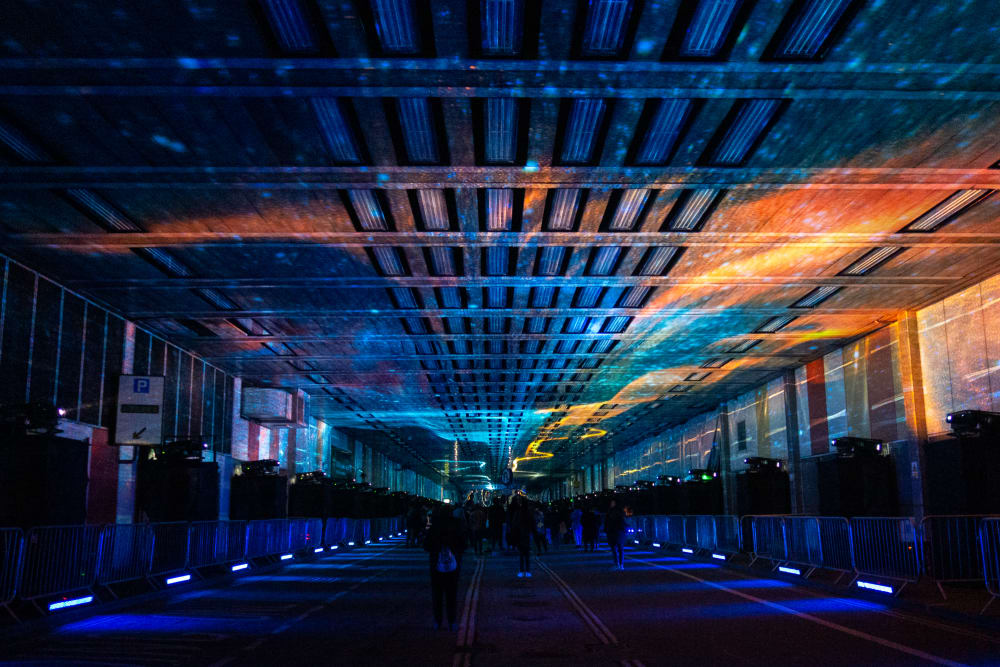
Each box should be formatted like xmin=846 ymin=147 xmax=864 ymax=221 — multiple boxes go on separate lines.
xmin=831 ymin=436 xmax=884 ymax=458
xmin=743 ymin=456 xmax=784 ymax=473
xmin=946 ymin=410 xmax=1000 ymax=438
xmin=241 ymin=459 xmax=279 ymax=476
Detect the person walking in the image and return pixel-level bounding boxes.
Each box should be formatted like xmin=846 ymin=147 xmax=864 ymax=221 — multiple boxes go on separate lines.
xmin=488 ymin=498 xmax=506 ymax=554
xmin=468 ymin=502 xmax=486 ymax=555
xmin=581 ymin=506 xmax=598 ymax=552
xmin=510 ymin=495 xmax=535 ymax=577
xmin=604 ymin=499 xmax=627 ymax=570
xmin=570 ymin=504 xmax=583 ymax=547
xmin=424 ymin=505 xmax=466 ymax=630
xmin=532 ymin=505 xmax=548 ymax=555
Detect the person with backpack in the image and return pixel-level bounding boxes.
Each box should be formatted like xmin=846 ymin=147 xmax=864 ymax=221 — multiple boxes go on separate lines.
xmin=424 ymin=505 xmax=466 ymax=630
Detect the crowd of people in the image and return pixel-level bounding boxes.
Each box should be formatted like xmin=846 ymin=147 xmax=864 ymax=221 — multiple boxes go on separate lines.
xmin=405 ymin=493 xmax=632 ymax=630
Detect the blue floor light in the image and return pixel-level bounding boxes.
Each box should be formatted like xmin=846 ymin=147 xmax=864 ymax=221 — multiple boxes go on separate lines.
xmin=48 ymin=596 xmax=93 ymax=611
xmin=712 ymin=553 xmax=727 ymax=561
xmin=681 ymin=548 xmax=694 ymax=554
xmin=280 ymin=554 xmax=293 ymax=561
xmin=314 ymin=547 xmax=324 ymax=553
xmin=857 ymin=580 xmax=894 ymax=594
xmin=778 ymin=566 xmax=802 ymax=576
xmin=232 ymin=563 xmax=249 ymax=572
xmin=165 ymin=574 xmax=191 ymax=585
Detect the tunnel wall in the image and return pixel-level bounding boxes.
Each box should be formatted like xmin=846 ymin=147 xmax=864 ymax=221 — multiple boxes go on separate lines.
xmin=606 ymin=271 xmax=1000 ymax=517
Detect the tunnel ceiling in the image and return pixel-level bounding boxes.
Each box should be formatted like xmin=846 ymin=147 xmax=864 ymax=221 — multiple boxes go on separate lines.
xmin=2 ymin=0 xmax=1000 ymax=488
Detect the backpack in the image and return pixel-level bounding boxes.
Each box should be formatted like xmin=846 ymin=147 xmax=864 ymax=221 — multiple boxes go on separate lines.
xmin=436 ymin=547 xmax=457 ymax=573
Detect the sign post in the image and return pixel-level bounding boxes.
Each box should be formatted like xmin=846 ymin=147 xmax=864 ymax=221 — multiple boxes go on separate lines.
xmin=116 ymin=376 xmax=165 ymax=446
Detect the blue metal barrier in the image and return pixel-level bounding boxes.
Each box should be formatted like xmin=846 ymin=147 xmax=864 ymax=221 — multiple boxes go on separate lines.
xmin=921 ymin=515 xmax=988 ymax=597
xmin=324 ymin=518 xmax=347 ymax=546
xmin=97 ymin=524 xmax=154 ymax=586
xmin=188 ymin=521 xmax=247 ymax=567
xmin=979 ymin=518 xmax=1000 ymax=613
xmin=850 ymin=517 xmax=922 ymax=586
xmin=749 ymin=516 xmax=786 ymax=565
xmin=782 ymin=517 xmax=822 ymax=570
xmin=19 ymin=525 xmax=104 ymax=599
xmin=289 ymin=518 xmax=323 ymax=550
xmin=247 ymin=519 xmax=289 ymax=558
xmin=816 ymin=517 xmax=853 ymax=573
xmin=1 ymin=528 xmax=24 ymax=604
xmin=713 ymin=516 xmax=742 ymax=554
xmin=149 ymin=522 xmax=190 ymax=575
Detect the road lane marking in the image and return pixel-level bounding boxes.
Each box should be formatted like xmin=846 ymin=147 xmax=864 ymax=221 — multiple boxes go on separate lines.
xmin=629 ymin=555 xmax=968 ymax=667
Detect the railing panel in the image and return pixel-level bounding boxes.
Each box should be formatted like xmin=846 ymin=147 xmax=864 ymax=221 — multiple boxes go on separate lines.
xmin=288 ymin=519 xmax=323 ymax=550
xmin=714 ymin=516 xmax=741 ymax=553
xmin=20 ymin=525 xmax=103 ymax=599
xmin=665 ymin=516 xmax=686 ymax=546
xmin=682 ymin=516 xmax=699 ymax=548
xmin=981 ymin=518 xmax=1000 ymax=599
xmin=247 ymin=520 xmax=289 ymax=558
xmin=921 ymin=515 xmax=986 ymax=583
xmin=850 ymin=517 xmax=922 ymax=581
xmin=750 ymin=516 xmax=786 ymax=561
xmin=694 ymin=516 xmax=717 ymax=550
xmin=783 ymin=517 xmax=822 ymax=567
xmin=0 ymin=528 xmax=24 ymax=603
xmin=97 ymin=524 xmax=154 ymax=585
xmin=815 ymin=517 xmax=853 ymax=572
xmin=150 ymin=522 xmax=190 ymax=575
xmin=188 ymin=521 xmax=246 ymax=567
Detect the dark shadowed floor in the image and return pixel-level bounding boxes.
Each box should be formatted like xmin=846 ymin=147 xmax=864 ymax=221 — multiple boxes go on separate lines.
xmin=2 ymin=537 xmax=998 ymax=666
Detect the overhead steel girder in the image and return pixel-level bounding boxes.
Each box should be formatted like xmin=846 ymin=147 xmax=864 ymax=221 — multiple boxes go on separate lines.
xmin=172 ymin=329 xmax=872 ymax=345
xmin=203 ymin=352 xmax=806 ymax=363
xmin=3 ymin=165 xmax=1000 ymax=190
xmin=2 ymin=58 xmax=1000 ymax=100
xmin=71 ymin=275 xmax=956 ymax=290
xmin=235 ymin=366 xmax=778 ymax=378
xmin=9 ymin=230 xmax=1000 ymax=249
xmin=126 ymin=306 xmax=890 ymax=319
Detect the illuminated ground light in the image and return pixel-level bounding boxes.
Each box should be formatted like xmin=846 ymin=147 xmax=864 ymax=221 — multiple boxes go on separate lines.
xmin=280 ymin=554 xmax=294 ymax=561
xmin=330 ymin=545 xmax=339 ymax=550
xmin=314 ymin=547 xmax=325 ymax=553
xmin=364 ymin=540 xmax=371 ymax=545
xmin=652 ymin=542 xmax=662 ymax=548
xmin=166 ymin=574 xmax=191 ymax=585
xmin=681 ymin=548 xmax=694 ymax=554
xmin=348 ymin=541 xmax=355 ymax=546
xmin=712 ymin=553 xmax=727 ymax=561
xmin=778 ymin=566 xmax=802 ymax=576
xmin=48 ymin=596 xmax=93 ymax=611
xmin=857 ymin=581 xmax=893 ymax=594
xmin=231 ymin=563 xmax=249 ymax=572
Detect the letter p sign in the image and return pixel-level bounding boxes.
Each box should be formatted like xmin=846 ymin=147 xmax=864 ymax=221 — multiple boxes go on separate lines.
xmin=133 ymin=378 xmax=150 ymax=394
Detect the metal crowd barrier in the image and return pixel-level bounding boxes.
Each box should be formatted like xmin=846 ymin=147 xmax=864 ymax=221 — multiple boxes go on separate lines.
xmin=1 ymin=528 xmax=24 ymax=604
xmin=0 ymin=516 xmax=398 ymax=607
xmin=921 ymin=515 xmax=988 ymax=598
xmin=749 ymin=516 xmax=786 ymax=564
xmin=816 ymin=517 xmax=853 ymax=573
xmin=979 ymin=518 xmax=1000 ymax=613
xmin=247 ymin=519 xmax=289 ymax=558
xmin=849 ymin=517 xmax=923 ymax=586
xmin=289 ymin=518 xmax=323 ymax=550
xmin=19 ymin=525 xmax=103 ymax=599
xmin=149 ymin=522 xmax=190 ymax=575
xmin=97 ymin=524 xmax=154 ymax=586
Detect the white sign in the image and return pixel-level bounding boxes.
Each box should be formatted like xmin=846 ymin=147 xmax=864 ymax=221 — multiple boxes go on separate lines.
xmin=117 ymin=375 xmax=164 ymax=445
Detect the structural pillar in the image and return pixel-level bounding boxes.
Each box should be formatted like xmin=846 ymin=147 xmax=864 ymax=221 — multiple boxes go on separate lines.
xmin=783 ymin=370 xmax=804 ymax=513
xmin=896 ymin=312 xmax=929 ymax=520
